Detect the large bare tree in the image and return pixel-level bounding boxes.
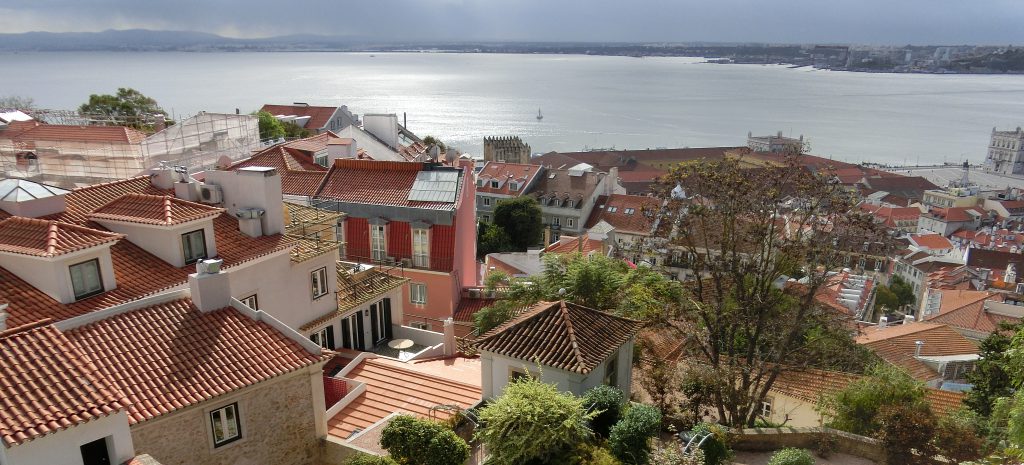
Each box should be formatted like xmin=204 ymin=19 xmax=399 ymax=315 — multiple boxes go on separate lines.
xmin=655 ymin=154 xmax=888 ymax=428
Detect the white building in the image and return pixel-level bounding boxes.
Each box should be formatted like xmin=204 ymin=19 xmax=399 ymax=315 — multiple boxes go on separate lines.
xmin=984 ymin=126 xmax=1024 ymax=175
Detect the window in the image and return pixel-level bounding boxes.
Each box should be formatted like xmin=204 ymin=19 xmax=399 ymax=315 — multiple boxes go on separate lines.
xmin=761 ymin=398 xmax=773 ymax=417
xmin=567 ymin=218 xmax=575 ymax=228
xmin=413 ymin=229 xmax=430 ymax=267
xmin=411 ymin=283 xmax=427 ymax=304
xmin=210 ymin=403 xmax=241 ymax=447
xmin=491 ymin=180 xmax=499 ymax=188
xmin=370 ymin=225 xmax=386 ymax=261
xmin=509 ymin=368 xmax=534 ymax=382
xmin=482 ymin=215 xmax=490 ymax=222
xmin=311 ymin=266 xmax=329 ymax=299
xmin=567 ymin=200 xmax=574 ymax=208
xmin=314 ymin=152 xmax=328 ymax=167
xmin=624 ymin=208 xmax=635 ymax=215
xmin=410 ymin=321 xmax=431 ymax=330
xmin=240 ymin=294 xmax=258 ymax=310
xmin=310 ymin=325 xmax=335 ymax=349
xmin=182 ymin=229 xmax=207 ymax=264
xmin=483 ymin=197 xmax=491 ymax=206
xmin=70 ymin=259 xmax=104 ymax=300
xmin=607 ymin=206 xmax=618 ymax=213
xmin=509 ymin=182 xmax=519 ymax=191
xmin=477 ymin=179 xmax=484 ymax=187
xmin=552 ymin=217 xmax=560 ymax=226
xmin=603 ymin=353 xmax=619 ymax=386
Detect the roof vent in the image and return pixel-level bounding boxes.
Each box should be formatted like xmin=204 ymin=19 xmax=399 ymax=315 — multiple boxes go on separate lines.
xmin=0 ymin=304 xmax=8 ymax=331
xmin=914 ymin=340 xmax=924 ymax=357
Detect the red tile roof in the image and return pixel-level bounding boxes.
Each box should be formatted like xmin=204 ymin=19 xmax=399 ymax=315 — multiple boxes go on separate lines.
xmin=543 ymin=234 xmax=604 ymax=255
xmin=283 ymin=132 xmax=336 ymax=153
xmin=476 ymin=162 xmax=543 ymax=196
xmin=454 ymin=297 xmax=497 ymax=322
xmin=44 ymin=176 xmax=169 ymax=224
xmin=584 ymin=194 xmax=661 ymax=235
xmin=317 ymin=159 xmax=462 ymax=210
xmin=90 ymin=194 xmax=224 ymax=226
xmin=924 ymin=292 xmax=1021 ymax=336
xmin=475 ymin=300 xmax=641 ymax=374
xmin=326 ymin=358 xmax=481 ymax=439
xmin=62 ymin=298 xmax=322 ymax=424
xmin=10 ymin=124 xmax=148 ymax=144
xmin=227 ymin=143 xmax=329 ymax=196
xmin=260 ymin=104 xmax=338 ymax=131
xmin=771 ymin=368 xmax=964 ymax=417
xmin=927 ymin=206 xmax=985 ymax=223
xmin=909 ymin=234 xmax=954 ymax=251
xmin=0 ymin=325 xmax=129 ymax=446
xmin=0 ymin=217 xmax=122 ymax=257
xmin=856 ymin=322 xmax=978 ymax=381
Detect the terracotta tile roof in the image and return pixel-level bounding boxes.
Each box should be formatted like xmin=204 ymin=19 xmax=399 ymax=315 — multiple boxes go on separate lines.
xmin=454 ymin=297 xmax=497 ymax=322
xmin=284 ymin=132 xmax=336 ymax=153
xmin=584 ymin=194 xmax=661 ymax=235
xmin=0 ymin=325 xmax=129 ymax=446
xmin=966 ymin=248 xmax=1024 ymax=271
xmin=856 ymin=322 xmax=978 ymax=381
xmin=0 ymin=217 xmax=122 ymax=257
xmin=924 ymin=293 xmax=1021 ymax=336
xmin=260 ymin=104 xmax=338 ymax=130
xmin=90 ymin=194 xmax=224 ymax=226
xmin=476 ymin=162 xmax=543 ymax=196
xmin=44 ymin=176 xmax=169 ymax=224
xmin=529 ymin=168 xmax=605 ymax=207
xmin=909 ymin=234 xmax=954 ymax=250
xmin=475 ymin=300 xmax=641 ymax=374
xmin=63 ymin=298 xmax=322 ymax=424
xmin=316 ymin=159 xmax=462 ymax=210
xmin=326 ymin=358 xmax=481 ymax=439
xmin=300 ymin=266 xmax=408 ymax=331
xmin=11 ymin=124 xmax=148 ymax=144
xmin=227 ymin=144 xmax=329 ymax=196
xmin=637 ymin=326 xmax=685 ymax=363
xmin=771 ymin=368 xmax=964 ymax=417
xmin=543 ymin=234 xmax=604 ymax=255
xmin=927 ymin=206 xmax=985 ymax=223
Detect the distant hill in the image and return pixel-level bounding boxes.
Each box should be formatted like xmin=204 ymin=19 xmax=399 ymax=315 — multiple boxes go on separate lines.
xmin=0 ymin=29 xmax=365 ymax=51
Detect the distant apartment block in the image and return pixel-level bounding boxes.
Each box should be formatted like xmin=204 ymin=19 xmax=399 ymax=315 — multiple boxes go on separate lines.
xmin=984 ymin=126 xmax=1024 ymax=175
xmin=483 ymin=136 xmax=531 ymax=164
xmin=474 ymin=161 xmax=544 ymax=222
xmin=747 ymin=131 xmax=805 ymax=154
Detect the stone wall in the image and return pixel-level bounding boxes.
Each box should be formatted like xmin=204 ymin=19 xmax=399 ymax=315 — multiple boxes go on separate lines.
xmin=732 ymin=426 xmax=885 ymax=463
xmin=131 ymin=371 xmax=320 ymax=465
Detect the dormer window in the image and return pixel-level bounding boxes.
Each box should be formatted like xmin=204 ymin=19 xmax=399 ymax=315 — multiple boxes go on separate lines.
xmin=509 ymin=182 xmax=519 ymax=191
xmin=477 ymin=179 xmax=484 ymax=187
xmin=567 ymin=200 xmax=574 ymax=208
xmin=182 ymin=229 xmax=208 ymax=264
xmin=70 ymin=258 xmax=104 ymax=300
xmin=491 ymin=180 xmax=500 ymax=189
xmin=624 ymin=208 xmax=635 ymax=215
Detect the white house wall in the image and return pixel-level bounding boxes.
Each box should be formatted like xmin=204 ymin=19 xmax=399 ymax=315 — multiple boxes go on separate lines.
xmin=224 ymin=250 xmax=339 ymax=331
xmin=1 ymin=411 xmax=134 ymax=465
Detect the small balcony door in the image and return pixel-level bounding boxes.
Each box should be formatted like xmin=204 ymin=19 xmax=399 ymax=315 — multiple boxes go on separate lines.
xmin=341 ymin=312 xmax=365 ymax=350
xmin=369 ymin=299 xmax=393 ymax=345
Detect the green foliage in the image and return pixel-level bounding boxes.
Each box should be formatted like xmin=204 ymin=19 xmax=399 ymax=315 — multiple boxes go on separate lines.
xmin=477 ymin=222 xmax=515 ymax=258
xmin=475 ymin=377 xmax=595 ymax=465
xmin=344 ymin=454 xmax=399 ymax=465
xmin=583 ymin=385 xmax=625 ymax=438
xmin=876 ymin=404 xmax=937 ymax=465
xmin=254 ymin=110 xmax=286 ymax=140
xmin=967 ymin=323 xmax=1023 ymax=418
xmin=608 ymin=404 xmax=662 ymax=465
xmin=574 ymin=443 xmax=623 ymax=465
xmin=79 ymin=87 xmax=166 ymax=129
xmin=423 ymin=135 xmax=446 ymax=152
xmin=818 ymin=364 xmax=927 ymax=436
xmin=379 ymin=415 xmax=470 ymax=465
xmin=473 ymin=299 xmax=521 ymax=334
xmin=766 ymin=447 xmax=814 ymax=465
xmin=888 ymin=275 xmax=916 ymax=308
xmin=493 ymin=196 xmax=544 ymax=250
xmin=934 ymin=408 xmax=985 ymax=463
xmin=283 ymin=120 xmax=311 ymax=138
xmin=649 ymin=441 xmax=704 ymax=465
xmin=690 ymin=422 xmax=731 ymax=465
xmin=873 ymin=285 xmax=899 ymax=312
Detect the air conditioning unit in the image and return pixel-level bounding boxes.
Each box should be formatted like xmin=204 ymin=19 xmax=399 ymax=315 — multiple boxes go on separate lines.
xmin=468 ymin=289 xmax=482 ymax=298
xmin=198 ymin=184 xmax=223 ymax=204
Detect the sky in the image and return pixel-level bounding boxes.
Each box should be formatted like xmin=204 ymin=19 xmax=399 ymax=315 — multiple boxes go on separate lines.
xmin=1 ymin=0 xmax=1023 ymax=45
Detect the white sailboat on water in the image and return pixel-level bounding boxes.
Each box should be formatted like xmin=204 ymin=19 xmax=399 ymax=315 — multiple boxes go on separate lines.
xmin=536 ymin=108 xmax=543 ymax=121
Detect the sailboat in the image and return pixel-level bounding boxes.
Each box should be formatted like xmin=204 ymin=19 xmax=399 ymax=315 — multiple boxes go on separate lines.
xmin=536 ymin=108 xmax=543 ymax=121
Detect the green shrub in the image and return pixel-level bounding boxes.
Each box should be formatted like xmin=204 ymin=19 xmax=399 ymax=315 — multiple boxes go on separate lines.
xmin=609 ymin=404 xmax=662 ymax=465
xmin=379 ymin=415 xmax=470 ymax=465
xmin=766 ymin=447 xmax=815 ymax=465
xmin=690 ymin=422 xmax=731 ymax=465
xmin=876 ymin=404 xmax=936 ymax=465
xmin=584 ymin=385 xmax=625 ymax=438
xmin=343 ymin=454 xmax=399 ymax=465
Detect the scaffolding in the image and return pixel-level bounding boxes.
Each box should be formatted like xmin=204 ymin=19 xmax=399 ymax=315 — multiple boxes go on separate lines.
xmin=0 ymin=112 xmax=262 ymax=188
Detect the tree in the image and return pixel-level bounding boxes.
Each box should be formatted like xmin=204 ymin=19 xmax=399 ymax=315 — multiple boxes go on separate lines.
xmin=933 ymin=408 xmax=985 ymax=463
xmin=873 ymin=285 xmax=900 ymax=312
xmin=966 ymin=322 xmax=1023 ymax=418
xmin=655 ymin=155 xmax=889 ymax=428
xmin=889 ymin=275 xmax=916 ymax=308
xmin=0 ymin=95 xmax=34 ymax=110
xmin=283 ymin=121 xmax=311 ymax=138
xmin=475 ymin=377 xmax=594 ymax=465
xmin=254 ymin=110 xmax=286 ymax=141
xmin=608 ymin=404 xmax=662 ymax=465
xmin=379 ymin=415 xmax=469 ymax=465
xmin=79 ymin=87 xmax=166 ymax=129
xmin=423 ymin=135 xmax=446 ymax=153
xmin=493 ymin=196 xmax=543 ymax=250
xmin=876 ymin=404 xmax=937 ymax=465
xmin=477 ymin=222 xmax=515 ymax=258
xmin=818 ymin=364 xmax=927 ymax=436
xmin=583 ymin=385 xmax=625 ymax=438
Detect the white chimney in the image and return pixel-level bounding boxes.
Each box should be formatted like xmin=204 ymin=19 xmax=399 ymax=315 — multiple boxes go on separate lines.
xmin=914 ymin=340 xmax=924 ymax=357
xmin=150 ymin=164 xmax=176 ymax=190
xmin=203 ymin=167 xmax=285 ymax=236
xmin=443 ymin=317 xmax=456 ymax=356
xmin=363 ymin=114 xmax=399 ymax=149
xmin=189 ymin=259 xmax=231 ymax=312
xmin=0 ymin=304 xmax=8 ymax=331
xmin=879 ymin=315 xmax=888 ymax=328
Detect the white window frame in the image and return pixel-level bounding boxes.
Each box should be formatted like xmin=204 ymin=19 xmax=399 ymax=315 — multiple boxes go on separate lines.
xmin=567 ymin=218 xmax=575 ymax=228
xmin=314 ymin=152 xmax=328 ymax=167
xmin=552 ymin=217 xmax=560 ymax=226
xmin=411 ymin=283 xmax=427 ymax=305
xmin=182 ymin=229 xmax=207 ymax=264
xmin=412 ymin=229 xmax=430 ymax=268
xmin=239 ymin=294 xmax=258 ymax=310
xmin=624 ymin=208 xmax=635 ymax=215
xmin=509 ymin=182 xmax=519 ymax=191
xmin=370 ymin=224 xmax=386 ymax=261
xmin=490 ymin=180 xmax=499 ymax=189
xmin=761 ymin=398 xmax=773 ymax=417
xmin=69 ymin=258 xmax=104 ymax=300
xmin=607 ymin=206 xmax=617 ymax=213
xmin=311 ymin=266 xmax=329 ymax=299
xmin=482 ymin=215 xmax=490 ymax=222
xmin=311 ymin=326 xmax=332 ymax=349
xmin=210 ymin=403 xmax=241 ymax=447
xmin=483 ymin=197 xmax=491 ymax=206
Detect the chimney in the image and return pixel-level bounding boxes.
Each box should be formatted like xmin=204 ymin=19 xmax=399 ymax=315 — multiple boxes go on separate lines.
xmin=205 ymin=167 xmax=285 ymax=236
xmin=607 ymin=167 xmax=620 ymax=195
xmin=150 ymin=164 xmax=176 ymax=189
xmin=189 ymin=259 xmax=231 ymax=312
xmin=443 ymin=318 xmax=456 ymax=356
xmin=879 ymin=315 xmax=888 ymax=328
xmin=0 ymin=304 xmax=8 ymax=331
xmin=914 ymin=340 xmax=924 ymax=357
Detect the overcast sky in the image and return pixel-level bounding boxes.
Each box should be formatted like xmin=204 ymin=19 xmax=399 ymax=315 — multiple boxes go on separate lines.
xmin=1 ymin=0 xmax=1022 ymax=44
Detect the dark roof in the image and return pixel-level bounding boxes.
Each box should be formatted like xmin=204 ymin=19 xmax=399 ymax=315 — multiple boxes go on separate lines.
xmin=859 ymin=176 xmax=938 ymax=201
xmin=474 ymin=300 xmax=641 ymax=374
xmin=584 ymin=194 xmax=661 ymax=235
xmin=966 ymin=248 xmax=1024 ymax=271
xmin=529 ymin=169 xmax=605 ymax=206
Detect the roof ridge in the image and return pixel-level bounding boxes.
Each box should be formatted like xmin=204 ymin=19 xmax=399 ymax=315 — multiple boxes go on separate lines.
xmin=559 ymin=301 xmax=587 ymax=371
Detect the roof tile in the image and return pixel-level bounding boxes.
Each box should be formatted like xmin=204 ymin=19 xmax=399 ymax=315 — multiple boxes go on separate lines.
xmin=0 ymin=217 xmax=122 ymax=257
xmin=90 ymin=193 xmax=224 ymax=226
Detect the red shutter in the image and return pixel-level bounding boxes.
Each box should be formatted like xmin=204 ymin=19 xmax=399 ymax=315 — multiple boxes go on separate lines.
xmin=388 ymin=221 xmax=412 ymax=260
xmin=346 ymin=218 xmax=370 ymax=261
xmin=430 ymin=225 xmax=455 ymax=272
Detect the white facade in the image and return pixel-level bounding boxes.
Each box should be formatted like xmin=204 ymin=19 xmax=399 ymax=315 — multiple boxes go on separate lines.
xmin=0 ymin=411 xmax=135 ymax=465
xmin=0 ymin=244 xmax=118 ymax=304
xmin=480 ymin=338 xmax=635 ymax=399
xmin=984 ymin=127 xmax=1024 ymax=175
